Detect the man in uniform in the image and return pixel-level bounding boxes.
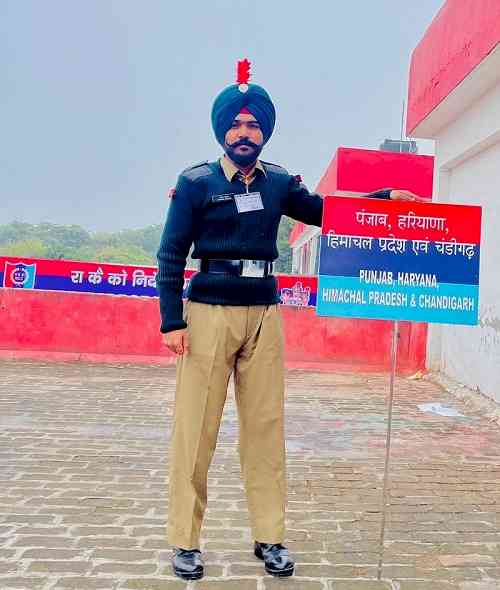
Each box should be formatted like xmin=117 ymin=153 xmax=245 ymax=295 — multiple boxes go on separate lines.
xmin=157 ymin=61 xmax=419 ymax=580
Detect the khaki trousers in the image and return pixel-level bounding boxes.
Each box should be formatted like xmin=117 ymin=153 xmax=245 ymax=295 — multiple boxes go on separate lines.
xmin=167 ymin=301 xmax=286 ymax=549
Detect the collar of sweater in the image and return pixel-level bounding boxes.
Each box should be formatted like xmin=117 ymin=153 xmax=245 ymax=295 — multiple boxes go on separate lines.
xmin=219 ymin=155 xmax=267 ymax=185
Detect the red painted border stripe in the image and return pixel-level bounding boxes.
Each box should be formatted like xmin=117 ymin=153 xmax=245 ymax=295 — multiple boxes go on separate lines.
xmin=322 ymin=197 xmax=482 ymax=244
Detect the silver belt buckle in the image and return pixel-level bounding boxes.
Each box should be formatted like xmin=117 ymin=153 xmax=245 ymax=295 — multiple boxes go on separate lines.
xmin=241 ymin=260 xmax=266 ymax=278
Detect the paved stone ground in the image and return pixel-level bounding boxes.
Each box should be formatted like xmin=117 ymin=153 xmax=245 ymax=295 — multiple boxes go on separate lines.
xmin=1 ymin=359 xmax=500 ymax=590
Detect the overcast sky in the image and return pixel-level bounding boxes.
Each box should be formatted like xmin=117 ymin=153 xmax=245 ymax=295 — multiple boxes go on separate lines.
xmin=1 ymin=0 xmax=442 ymax=232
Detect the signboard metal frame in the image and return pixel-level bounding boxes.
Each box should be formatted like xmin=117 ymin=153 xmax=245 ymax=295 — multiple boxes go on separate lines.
xmin=317 ymin=196 xmax=482 ymax=580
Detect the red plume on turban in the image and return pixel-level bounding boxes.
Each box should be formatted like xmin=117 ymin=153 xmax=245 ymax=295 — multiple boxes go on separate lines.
xmin=236 ymin=59 xmax=251 ymax=85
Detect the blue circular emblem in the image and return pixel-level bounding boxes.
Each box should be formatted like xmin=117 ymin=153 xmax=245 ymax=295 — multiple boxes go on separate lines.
xmin=11 ymin=267 xmax=28 ymax=286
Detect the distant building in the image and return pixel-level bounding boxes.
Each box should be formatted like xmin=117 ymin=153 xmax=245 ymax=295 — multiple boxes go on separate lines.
xmin=407 ymin=0 xmax=500 ymax=403
xmin=379 ymin=138 xmax=418 ymax=154
xmin=289 ymin=147 xmax=434 ymax=276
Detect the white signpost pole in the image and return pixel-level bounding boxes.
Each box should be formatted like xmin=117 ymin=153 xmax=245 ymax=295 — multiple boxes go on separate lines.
xmin=377 ymin=319 xmax=399 ymax=581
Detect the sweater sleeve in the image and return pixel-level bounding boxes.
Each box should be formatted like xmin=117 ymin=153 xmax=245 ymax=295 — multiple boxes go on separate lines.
xmin=283 ymin=176 xmax=324 ymax=227
xmin=283 ymin=175 xmax=392 ymax=228
xmin=156 ymin=174 xmax=198 ymax=333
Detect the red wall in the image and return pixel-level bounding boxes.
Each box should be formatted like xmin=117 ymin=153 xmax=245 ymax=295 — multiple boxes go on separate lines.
xmin=0 ymin=288 xmax=426 ymax=374
xmin=289 ymin=148 xmax=434 ymax=246
xmin=326 ymin=148 xmax=434 ymax=197
xmin=407 ymin=0 xmax=500 ymax=134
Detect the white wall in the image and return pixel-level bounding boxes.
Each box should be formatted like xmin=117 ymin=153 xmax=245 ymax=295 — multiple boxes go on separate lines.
xmin=429 ymin=74 xmax=500 ymax=402
xmin=291 ymin=226 xmax=320 ymax=275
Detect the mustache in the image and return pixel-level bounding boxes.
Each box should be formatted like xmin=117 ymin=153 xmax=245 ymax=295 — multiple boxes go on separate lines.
xmin=227 ymin=139 xmax=261 ymax=149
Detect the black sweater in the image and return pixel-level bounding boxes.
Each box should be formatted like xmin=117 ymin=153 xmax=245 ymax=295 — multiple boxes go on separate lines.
xmin=156 ymin=159 xmax=391 ymax=333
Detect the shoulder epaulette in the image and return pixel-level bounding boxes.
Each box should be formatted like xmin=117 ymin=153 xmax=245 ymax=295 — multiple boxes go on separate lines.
xmin=181 ymin=160 xmax=212 ymax=181
xmin=259 ymin=160 xmax=289 ymax=175
xmin=184 ymin=160 xmax=209 ymax=171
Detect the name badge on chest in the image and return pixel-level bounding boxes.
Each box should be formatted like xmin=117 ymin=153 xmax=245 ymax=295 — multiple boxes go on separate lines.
xmin=234 ymin=192 xmax=264 ymax=213
xmin=211 ymin=194 xmax=233 ymax=203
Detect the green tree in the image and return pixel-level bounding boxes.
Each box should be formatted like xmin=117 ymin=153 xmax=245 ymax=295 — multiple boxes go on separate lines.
xmin=275 ymin=217 xmax=294 ymax=273
xmin=0 ymin=218 xmax=296 ymax=271
xmin=91 ymin=245 xmax=155 ymax=265
xmin=0 ymin=221 xmax=32 ymax=244
xmin=0 ymin=238 xmax=48 ymax=258
xmin=32 ymin=223 xmax=92 ymax=249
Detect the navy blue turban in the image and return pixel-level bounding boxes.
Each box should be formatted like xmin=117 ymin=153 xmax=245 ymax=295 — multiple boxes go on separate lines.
xmin=211 ymin=83 xmax=276 ymax=147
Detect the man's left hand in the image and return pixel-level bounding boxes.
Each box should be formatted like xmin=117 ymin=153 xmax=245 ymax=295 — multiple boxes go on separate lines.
xmin=390 ymin=190 xmax=427 ymax=202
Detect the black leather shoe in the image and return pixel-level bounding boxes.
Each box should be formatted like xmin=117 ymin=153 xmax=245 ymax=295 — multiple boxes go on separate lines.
xmin=172 ymin=547 xmax=204 ymax=580
xmin=254 ymin=541 xmax=295 ymax=577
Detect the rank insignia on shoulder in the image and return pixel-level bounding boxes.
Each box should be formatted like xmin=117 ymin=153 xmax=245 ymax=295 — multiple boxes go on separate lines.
xmin=186 ymin=160 xmax=209 ymax=171
xmin=294 ymin=174 xmax=303 ymax=183
xmin=168 ymin=188 xmax=176 ymax=199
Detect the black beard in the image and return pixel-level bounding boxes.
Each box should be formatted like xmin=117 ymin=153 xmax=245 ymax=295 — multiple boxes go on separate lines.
xmin=224 ymin=140 xmax=263 ymax=167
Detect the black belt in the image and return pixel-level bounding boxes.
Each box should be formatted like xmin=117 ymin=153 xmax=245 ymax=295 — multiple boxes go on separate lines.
xmin=200 ymin=259 xmax=274 ymax=278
